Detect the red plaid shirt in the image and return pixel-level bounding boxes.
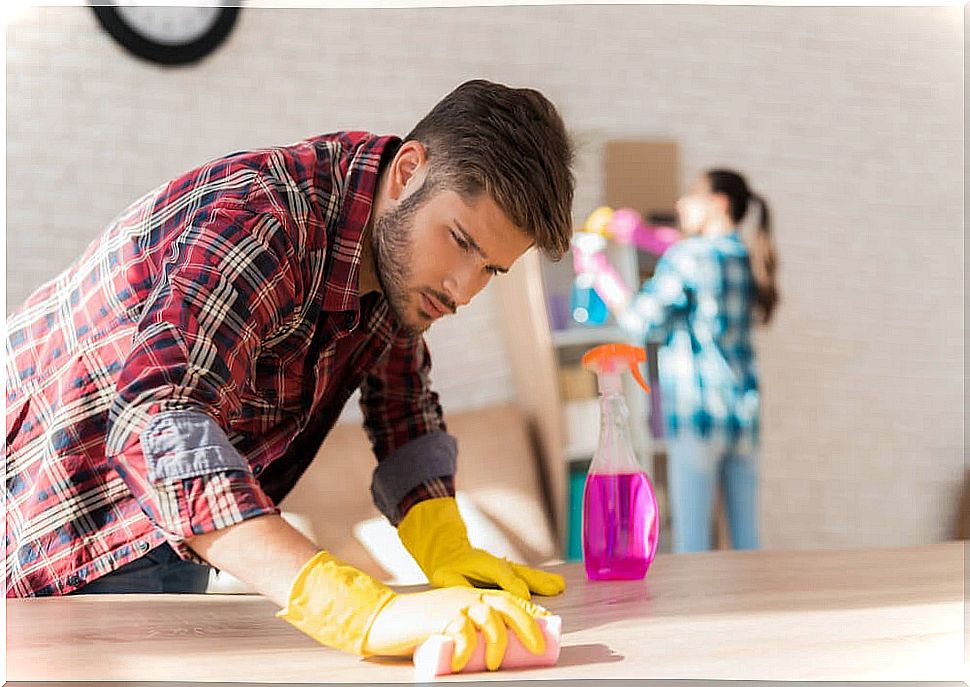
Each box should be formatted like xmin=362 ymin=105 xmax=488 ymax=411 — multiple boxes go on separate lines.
xmin=5 ymin=132 xmax=457 ymax=597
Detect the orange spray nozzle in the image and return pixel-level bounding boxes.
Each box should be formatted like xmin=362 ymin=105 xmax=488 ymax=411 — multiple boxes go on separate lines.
xmin=581 ymin=343 xmax=651 ymax=393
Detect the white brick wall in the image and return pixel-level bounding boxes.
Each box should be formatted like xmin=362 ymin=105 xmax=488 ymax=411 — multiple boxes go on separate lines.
xmin=5 ymin=5 xmax=963 ymax=550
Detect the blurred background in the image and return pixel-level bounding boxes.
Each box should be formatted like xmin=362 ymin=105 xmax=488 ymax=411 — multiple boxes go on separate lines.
xmin=5 ymin=3 xmax=964 ymax=581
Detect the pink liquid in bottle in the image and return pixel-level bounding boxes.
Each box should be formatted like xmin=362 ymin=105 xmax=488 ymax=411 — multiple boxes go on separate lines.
xmin=582 ymin=472 xmax=660 ymax=580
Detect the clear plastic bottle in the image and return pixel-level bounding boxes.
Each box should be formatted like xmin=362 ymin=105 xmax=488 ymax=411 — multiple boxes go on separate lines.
xmin=581 ymin=343 xmax=660 ymax=581
xmin=569 ymin=231 xmax=610 ymax=327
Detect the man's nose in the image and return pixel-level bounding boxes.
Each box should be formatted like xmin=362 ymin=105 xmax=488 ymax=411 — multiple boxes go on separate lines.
xmin=442 ymin=277 xmax=469 ymax=310
xmin=444 ymin=265 xmax=486 ymax=310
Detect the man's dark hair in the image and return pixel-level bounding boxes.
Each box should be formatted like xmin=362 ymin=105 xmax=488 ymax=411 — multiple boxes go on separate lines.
xmin=404 ymin=79 xmax=575 ymax=261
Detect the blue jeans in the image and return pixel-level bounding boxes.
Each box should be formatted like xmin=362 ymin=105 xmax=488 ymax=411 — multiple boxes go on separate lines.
xmin=666 ymin=434 xmax=760 ymax=553
xmin=71 ymin=544 xmax=211 ymax=594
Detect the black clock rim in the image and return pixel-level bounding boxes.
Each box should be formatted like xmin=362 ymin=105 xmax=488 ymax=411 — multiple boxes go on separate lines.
xmin=91 ymin=5 xmax=240 ymax=66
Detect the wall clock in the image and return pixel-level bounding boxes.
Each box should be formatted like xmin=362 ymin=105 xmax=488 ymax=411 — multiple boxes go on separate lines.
xmin=91 ymin=4 xmax=241 ymax=66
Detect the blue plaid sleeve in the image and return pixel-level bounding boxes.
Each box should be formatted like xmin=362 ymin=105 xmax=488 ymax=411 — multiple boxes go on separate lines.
xmin=618 ymin=246 xmax=693 ymax=343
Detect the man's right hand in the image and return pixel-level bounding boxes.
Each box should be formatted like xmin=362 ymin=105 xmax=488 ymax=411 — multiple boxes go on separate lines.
xmin=277 ymin=550 xmax=550 ymax=673
xmin=365 ymin=586 xmax=550 ymax=672
xmin=185 ymin=515 xmax=550 ymax=671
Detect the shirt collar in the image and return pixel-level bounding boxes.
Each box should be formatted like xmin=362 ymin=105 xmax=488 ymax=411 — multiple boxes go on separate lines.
xmin=320 ymin=132 xmax=401 ymax=315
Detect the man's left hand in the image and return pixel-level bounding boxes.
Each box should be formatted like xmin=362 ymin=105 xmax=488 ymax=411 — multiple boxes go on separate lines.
xmin=397 ymin=497 xmax=566 ymax=600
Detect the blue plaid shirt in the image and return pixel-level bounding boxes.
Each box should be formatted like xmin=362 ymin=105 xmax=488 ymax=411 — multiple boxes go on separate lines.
xmin=618 ymin=233 xmax=760 ymax=454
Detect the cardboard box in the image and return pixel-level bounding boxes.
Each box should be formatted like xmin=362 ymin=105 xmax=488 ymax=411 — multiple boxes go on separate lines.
xmin=604 ymin=140 xmax=680 ymax=218
xmin=559 ymin=365 xmax=597 ymax=402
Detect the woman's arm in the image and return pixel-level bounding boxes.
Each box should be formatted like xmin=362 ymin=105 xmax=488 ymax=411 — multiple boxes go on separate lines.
xmin=614 ymin=249 xmax=693 ymax=342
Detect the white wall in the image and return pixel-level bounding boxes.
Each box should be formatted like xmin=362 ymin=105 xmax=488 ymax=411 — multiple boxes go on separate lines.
xmin=5 ymin=4 xmax=964 ymax=550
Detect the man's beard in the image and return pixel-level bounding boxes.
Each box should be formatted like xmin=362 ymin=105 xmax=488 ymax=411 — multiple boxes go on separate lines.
xmin=371 ymin=187 xmax=428 ymax=335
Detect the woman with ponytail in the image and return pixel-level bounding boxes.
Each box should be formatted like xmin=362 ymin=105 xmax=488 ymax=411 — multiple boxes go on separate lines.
xmin=611 ymin=169 xmax=779 ymax=552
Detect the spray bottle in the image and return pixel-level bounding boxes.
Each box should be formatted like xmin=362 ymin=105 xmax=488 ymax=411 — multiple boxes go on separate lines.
xmin=569 ymin=231 xmax=610 ymax=327
xmin=580 ymin=343 xmax=660 ymax=580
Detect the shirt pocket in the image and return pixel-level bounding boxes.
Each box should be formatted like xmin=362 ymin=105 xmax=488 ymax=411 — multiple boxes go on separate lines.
xmin=6 ymin=352 xmax=96 ymax=458
xmin=7 ymin=353 xmax=113 ymax=488
xmin=6 ymin=396 xmax=32 ymax=453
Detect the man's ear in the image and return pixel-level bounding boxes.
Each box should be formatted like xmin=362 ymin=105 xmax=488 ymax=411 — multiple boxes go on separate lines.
xmin=387 ymin=140 xmax=429 ymax=202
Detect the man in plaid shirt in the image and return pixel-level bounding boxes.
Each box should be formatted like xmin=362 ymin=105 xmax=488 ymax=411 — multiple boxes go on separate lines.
xmin=6 ymin=80 xmax=574 ymax=667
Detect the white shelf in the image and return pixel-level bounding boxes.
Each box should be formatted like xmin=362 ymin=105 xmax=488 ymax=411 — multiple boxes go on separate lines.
xmin=550 ymin=325 xmax=632 ymax=348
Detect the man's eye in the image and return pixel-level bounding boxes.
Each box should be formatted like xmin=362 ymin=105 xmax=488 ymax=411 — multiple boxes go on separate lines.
xmin=451 ymin=230 xmax=470 ymax=251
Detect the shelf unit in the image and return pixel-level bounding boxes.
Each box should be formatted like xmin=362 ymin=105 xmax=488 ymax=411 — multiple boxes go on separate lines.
xmin=495 ymin=242 xmax=672 ymax=559
xmin=550 ymin=325 xmax=627 ymax=348
xmin=493 ymin=138 xmax=681 ymax=559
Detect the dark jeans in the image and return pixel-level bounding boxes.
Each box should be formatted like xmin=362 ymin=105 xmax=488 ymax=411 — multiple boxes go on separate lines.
xmin=71 ymin=543 xmax=211 ymax=594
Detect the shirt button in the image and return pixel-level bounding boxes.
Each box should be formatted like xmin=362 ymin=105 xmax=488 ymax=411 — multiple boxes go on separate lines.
xmin=137 ymin=541 xmax=150 ymax=553
xmin=67 ymin=574 xmax=82 ymax=586
xmin=253 ymin=465 xmax=263 ymax=476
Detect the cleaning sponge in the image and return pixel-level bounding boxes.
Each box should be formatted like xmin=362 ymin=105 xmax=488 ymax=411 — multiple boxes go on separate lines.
xmin=412 ymin=615 xmax=562 ymax=681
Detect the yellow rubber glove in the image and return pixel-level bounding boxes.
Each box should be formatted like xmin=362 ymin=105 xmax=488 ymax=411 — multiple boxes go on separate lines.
xmin=276 ymin=550 xmax=550 ymax=672
xmin=397 ymin=497 xmax=566 ymax=600
xmin=366 ymin=586 xmax=551 ymax=672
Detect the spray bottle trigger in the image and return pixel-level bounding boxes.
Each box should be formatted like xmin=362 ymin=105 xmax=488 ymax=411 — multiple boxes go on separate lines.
xmin=629 ymin=362 xmax=651 ymax=394
xmin=581 ymin=343 xmax=651 ymax=394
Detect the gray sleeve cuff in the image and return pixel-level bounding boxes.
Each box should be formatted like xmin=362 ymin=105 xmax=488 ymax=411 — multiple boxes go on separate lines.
xmin=370 ymin=430 xmax=457 ymax=523
xmin=140 ymin=409 xmax=251 ymax=482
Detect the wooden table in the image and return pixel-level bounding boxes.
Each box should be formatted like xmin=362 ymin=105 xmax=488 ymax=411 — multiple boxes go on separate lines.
xmin=7 ymin=543 xmax=964 ymax=682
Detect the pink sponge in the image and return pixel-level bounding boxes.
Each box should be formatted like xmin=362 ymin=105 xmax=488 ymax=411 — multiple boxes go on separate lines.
xmin=413 ymin=615 xmax=561 ymax=681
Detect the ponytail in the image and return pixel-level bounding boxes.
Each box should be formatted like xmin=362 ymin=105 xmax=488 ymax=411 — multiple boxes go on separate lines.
xmin=706 ymin=169 xmax=780 ymax=326
xmin=747 ymin=194 xmax=779 ymax=325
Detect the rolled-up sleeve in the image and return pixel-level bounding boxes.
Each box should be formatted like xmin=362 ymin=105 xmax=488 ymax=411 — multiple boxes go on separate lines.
xmin=360 ymin=330 xmax=457 ymax=525
xmin=105 ymin=207 xmax=296 ymax=561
